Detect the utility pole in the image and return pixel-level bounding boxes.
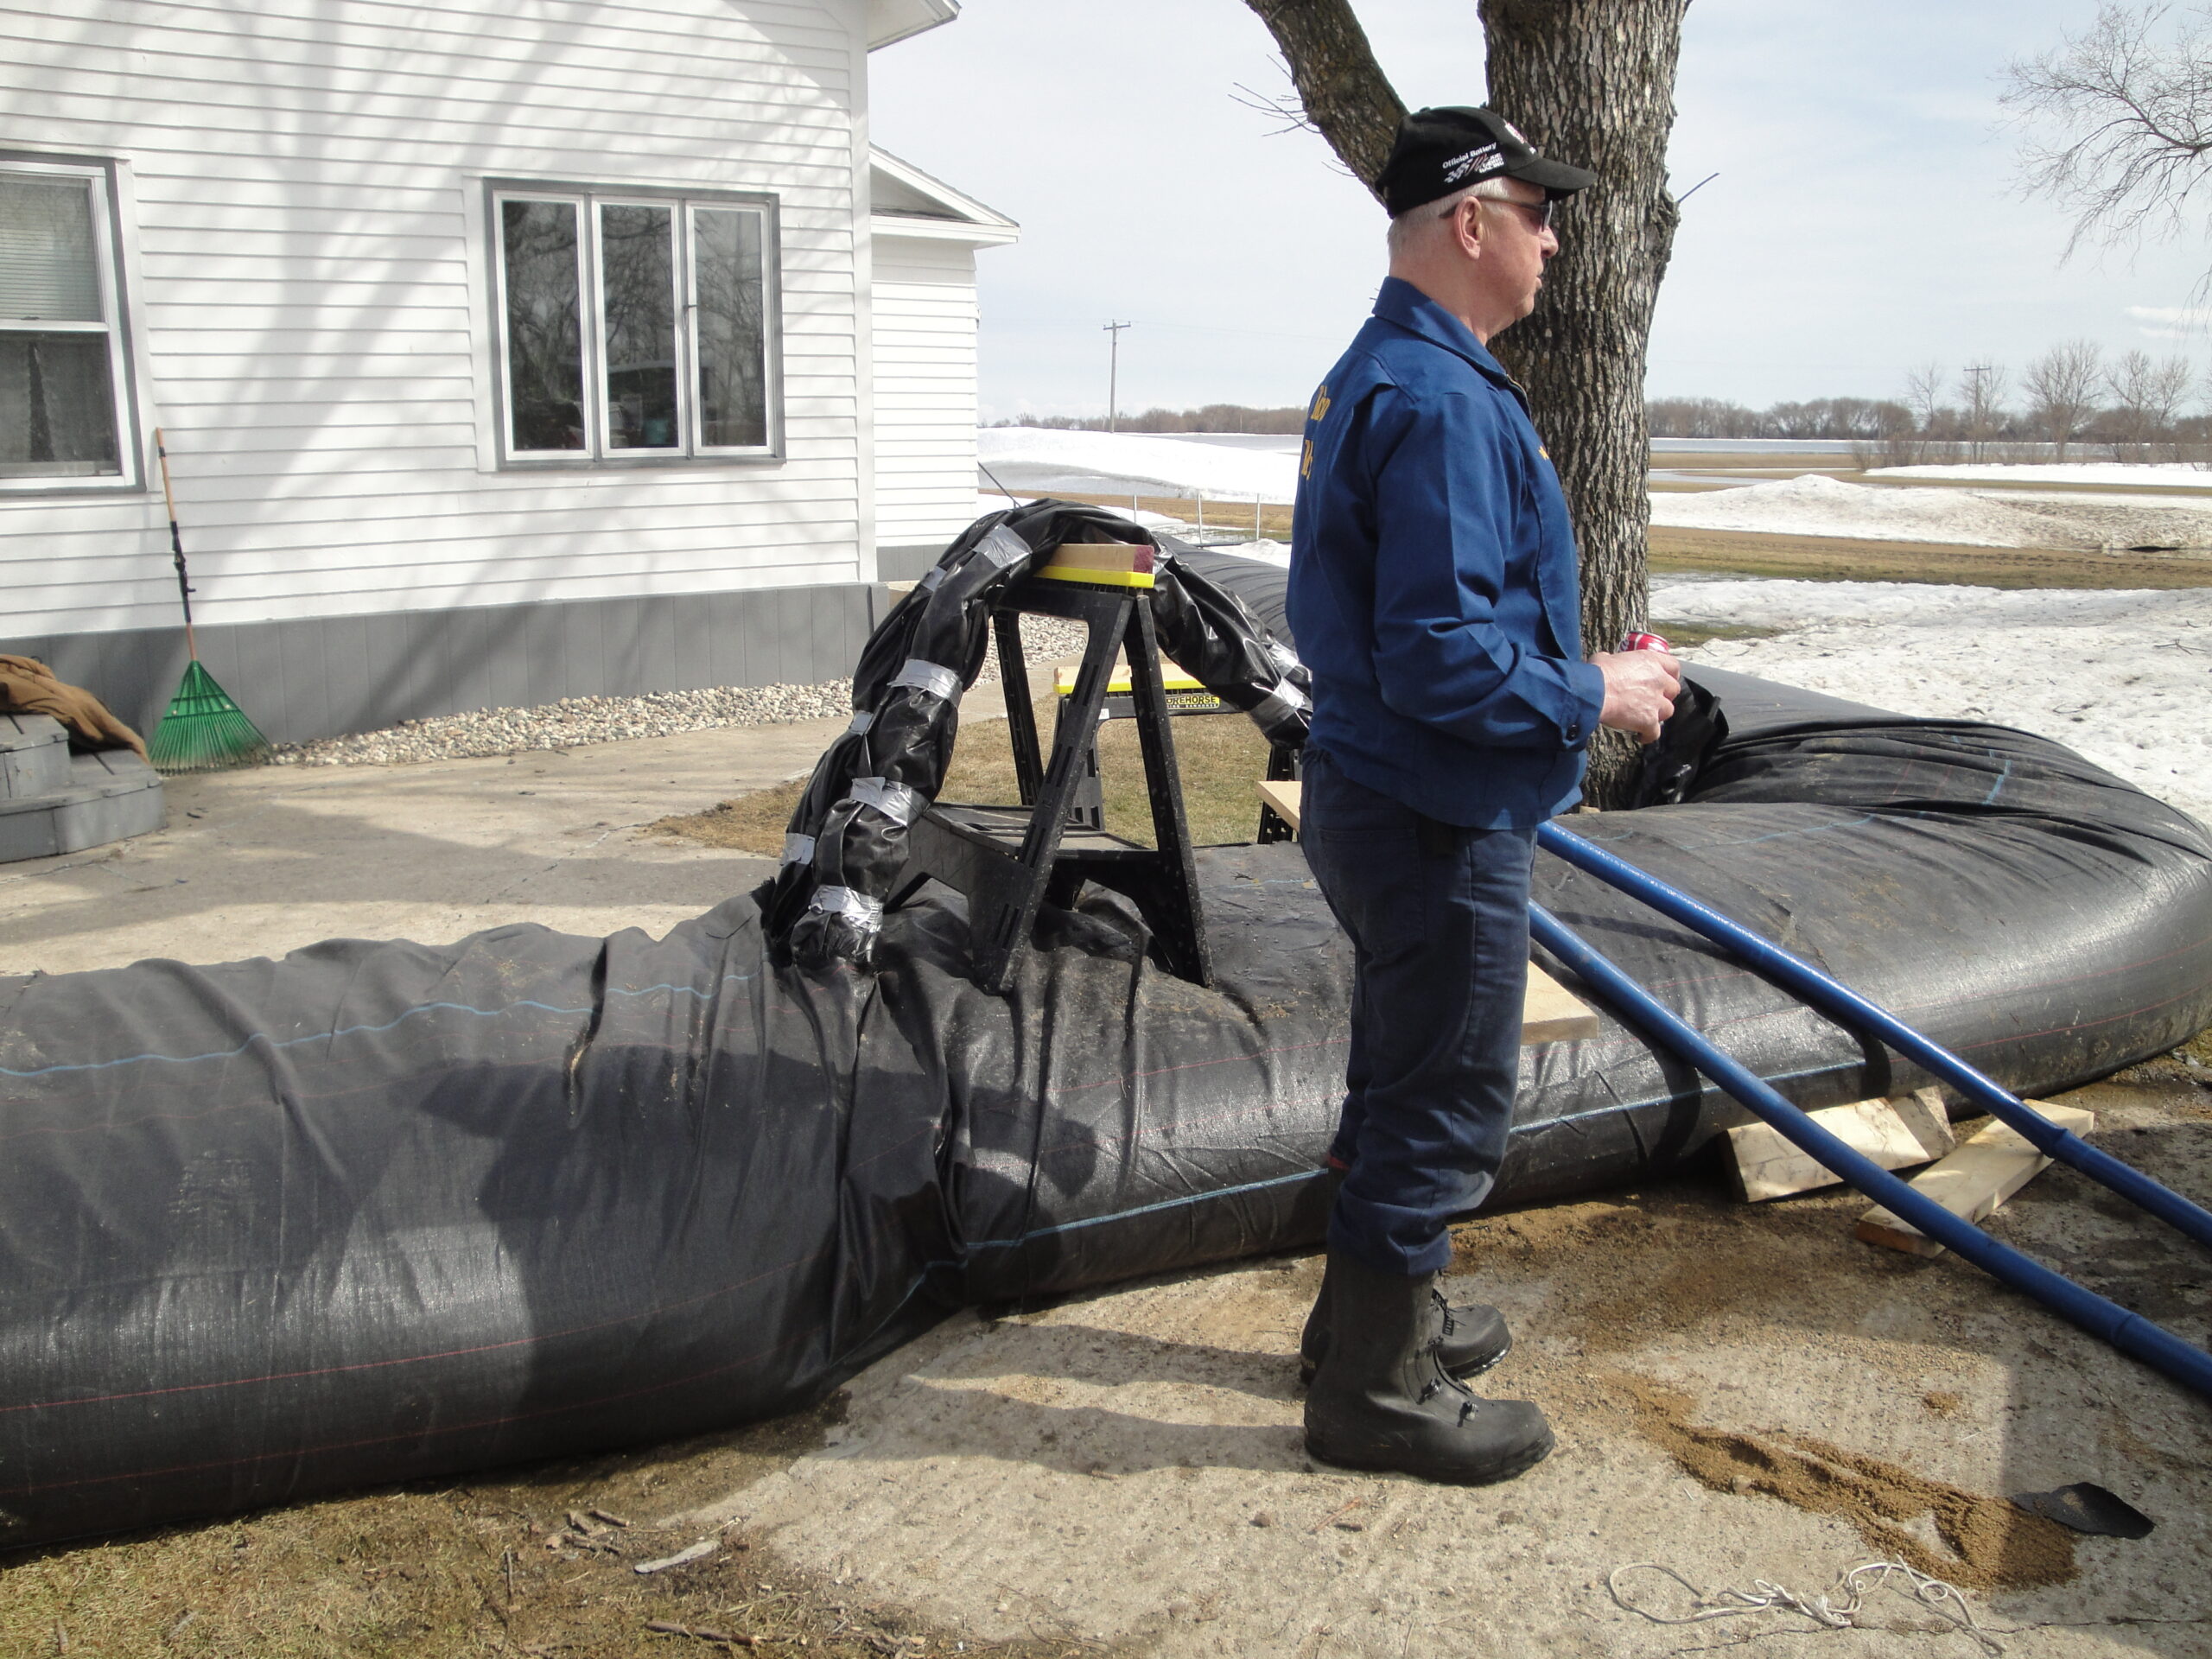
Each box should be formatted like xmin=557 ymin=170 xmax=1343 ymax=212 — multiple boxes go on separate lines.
xmin=1961 ymin=362 xmax=2000 ymax=462
xmin=1103 ymin=321 xmax=1130 ymax=433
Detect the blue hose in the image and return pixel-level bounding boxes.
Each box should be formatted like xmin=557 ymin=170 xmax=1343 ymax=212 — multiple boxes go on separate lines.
xmin=1537 ymin=821 xmax=2212 ymax=1255
xmin=1527 ymin=902 xmax=2212 ymax=1402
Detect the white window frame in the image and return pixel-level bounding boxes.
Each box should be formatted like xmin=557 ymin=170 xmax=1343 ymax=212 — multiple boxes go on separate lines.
xmin=0 ymin=153 xmax=141 ymax=493
xmin=486 ymin=181 xmax=782 ymax=467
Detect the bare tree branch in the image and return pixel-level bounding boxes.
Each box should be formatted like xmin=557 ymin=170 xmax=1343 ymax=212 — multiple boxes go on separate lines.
xmin=2005 ymin=2 xmax=2212 ymax=271
xmin=1240 ymin=0 xmax=1405 ymax=197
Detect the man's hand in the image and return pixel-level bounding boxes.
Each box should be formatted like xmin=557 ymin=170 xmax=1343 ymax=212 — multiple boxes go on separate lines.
xmin=1590 ymin=649 xmax=1681 ymax=745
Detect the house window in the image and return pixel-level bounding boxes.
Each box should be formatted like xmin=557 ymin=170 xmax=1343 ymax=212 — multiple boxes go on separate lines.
xmin=490 ymin=184 xmax=779 ymax=463
xmin=0 ymin=157 xmax=136 ymax=486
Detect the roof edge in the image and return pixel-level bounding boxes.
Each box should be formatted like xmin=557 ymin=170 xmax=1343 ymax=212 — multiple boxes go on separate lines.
xmin=869 ymin=144 xmax=1018 ymax=232
xmin=867 ymin=0 xmax=958 ymax=50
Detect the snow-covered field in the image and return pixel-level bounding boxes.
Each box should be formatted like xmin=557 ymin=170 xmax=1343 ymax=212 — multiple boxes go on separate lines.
xmin=1651 ymin=575 xmax=2212 ymax=823
xmin=958 ymin=437 xmax=2212 ymax=823
xmin=978 ymin=427 xmax=1299 ymax=503
xmin=1651 ymin=470 xmax=2212 ymax=551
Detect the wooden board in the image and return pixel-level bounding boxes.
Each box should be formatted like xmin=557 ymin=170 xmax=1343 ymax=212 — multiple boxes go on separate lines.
xmin=1256 ymin=778 xmax=1304 ymax=830
xmin=1521 ymin=963 xmax=1600 ymax=1046
xmin=1856 ymin=1100 xmax=2096 ymax=1257
xmin=1253 ymin=780 xmax=1598 ymax=1046
xmin=1726 ymin=1087 xmax=1955 ymax=1202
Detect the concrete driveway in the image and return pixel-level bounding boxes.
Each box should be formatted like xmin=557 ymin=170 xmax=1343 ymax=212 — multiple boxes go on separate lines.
xmin=0 ymin=723 xmax=823 ymax=978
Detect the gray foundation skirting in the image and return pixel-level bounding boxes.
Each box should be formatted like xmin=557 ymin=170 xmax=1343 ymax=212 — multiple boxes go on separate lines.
xmin=876 ymin=542 xmax=950 ymax=582
xmin=3 ymin=582 xmax=891 ymax=749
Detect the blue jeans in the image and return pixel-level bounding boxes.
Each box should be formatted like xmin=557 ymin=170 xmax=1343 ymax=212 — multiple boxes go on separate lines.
xmin=1300 ymin=748 xmax=1535 ymax=1277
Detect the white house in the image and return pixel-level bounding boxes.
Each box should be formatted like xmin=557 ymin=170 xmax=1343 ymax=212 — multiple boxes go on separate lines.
xmin=0 ymin=0 xmax=1014 ymax=744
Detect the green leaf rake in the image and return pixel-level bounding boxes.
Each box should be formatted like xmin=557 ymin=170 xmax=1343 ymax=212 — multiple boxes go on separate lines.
xmin=146 ymin=429 xmax=271 ymax=772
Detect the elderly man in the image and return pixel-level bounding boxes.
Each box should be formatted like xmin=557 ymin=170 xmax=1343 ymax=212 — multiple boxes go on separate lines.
xmin=1287 ymin=107 xmax=1681 ymax=1485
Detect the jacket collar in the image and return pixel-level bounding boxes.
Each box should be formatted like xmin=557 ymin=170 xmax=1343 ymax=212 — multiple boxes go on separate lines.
xmin=1370 ymin=276 xmax=1522 ymax=397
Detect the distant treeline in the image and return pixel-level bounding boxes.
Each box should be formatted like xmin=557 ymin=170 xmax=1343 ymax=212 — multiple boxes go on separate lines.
xmin=1648 ymin=397 xmax=1912 ymax=441
xmin=1005 ymin=346 xmax=2212 ymax=463
xmin=1656 ymin=346 xmax=2212 ymax=461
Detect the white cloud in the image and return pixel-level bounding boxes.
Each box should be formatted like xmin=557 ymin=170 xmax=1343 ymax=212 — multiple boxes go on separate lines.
xmin=2127 ymin=305 xmax=2212 ymax=327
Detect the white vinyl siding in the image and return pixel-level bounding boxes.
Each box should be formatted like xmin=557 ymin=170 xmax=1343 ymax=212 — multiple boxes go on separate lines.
xmin=0 ymin=0 xmax=868 ymax=637
xmin=870 ymin=232 xmax=978 ymax=552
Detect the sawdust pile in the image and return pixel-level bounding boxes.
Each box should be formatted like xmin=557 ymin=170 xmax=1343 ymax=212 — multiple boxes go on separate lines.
xmin=1613 ymin=1374 xmax=2075 ymax=1592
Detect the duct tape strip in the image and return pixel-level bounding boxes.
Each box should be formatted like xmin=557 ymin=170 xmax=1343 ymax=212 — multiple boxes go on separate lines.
xmin=975 ymin=524 xmax=1032 ymax=572
xmin=846 ymin=710 xmax=874 ymax=736
xmin=780 ymin=832 xmax=817 ymax=868
xmin=1251 ymin=678 xmax=1309 ymax=729
xmin=1263 ymin=638 xmax=1303 ymax=677
xmin=806 ymin=885 xmax=885 ymax=925
xmin=918 ymin=567 xmax=946 ymax=592
xmin=891 ymin=658 xmax=963 ymax=705
xmin=846 ymin=777 xmax=922 ymax=828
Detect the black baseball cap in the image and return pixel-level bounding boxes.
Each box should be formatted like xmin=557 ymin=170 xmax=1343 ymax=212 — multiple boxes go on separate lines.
xmin=1378 ymin=106 xmax=1597 ymax=217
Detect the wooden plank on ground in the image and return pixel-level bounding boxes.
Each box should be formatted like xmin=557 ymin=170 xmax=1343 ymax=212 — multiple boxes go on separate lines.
xmin=1726 ymin=1087 xmax=1955 ymax=1202
xmin=1856 ymin=1100 xmax=2096 ymax=1257
xmin=1253 ymin=779 xmax=1597 ymax=1046
xmin=1522 ymin=963 xmax=1600 ymax=1046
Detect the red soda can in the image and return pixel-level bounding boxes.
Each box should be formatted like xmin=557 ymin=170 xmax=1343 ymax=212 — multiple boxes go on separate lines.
xmin=1618 ymin=631 xmax=1672 ymax=653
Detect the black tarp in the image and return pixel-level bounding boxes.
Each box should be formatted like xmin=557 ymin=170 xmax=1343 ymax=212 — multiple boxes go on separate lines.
xmin=3 ymin=556 xmax=2209 ymax=1549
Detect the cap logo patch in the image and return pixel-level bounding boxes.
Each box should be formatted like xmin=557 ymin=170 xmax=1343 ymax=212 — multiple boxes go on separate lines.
xmin=1441 ymin=143 xmax=1501 ymax=184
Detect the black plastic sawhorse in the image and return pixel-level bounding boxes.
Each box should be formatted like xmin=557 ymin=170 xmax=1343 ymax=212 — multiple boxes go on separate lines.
xmin=891 ymin=557 xmax=1212 ymax=995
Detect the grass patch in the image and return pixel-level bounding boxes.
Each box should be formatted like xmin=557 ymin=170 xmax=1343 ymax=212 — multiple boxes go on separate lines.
xmin=1048 ymin=489 xmax=1292 ymax=541
xmin=653 ymin=694 xmax=1278 ymax=856
xmin=1645 ymin=620 xmax=1778 ymax=651
xmin=1649 ymin=524 xmax=2212 ymax=589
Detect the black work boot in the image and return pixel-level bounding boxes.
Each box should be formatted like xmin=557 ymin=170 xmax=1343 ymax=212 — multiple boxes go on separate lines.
xmin=1298 ymin=1254 xmax=1510 ymax=1385
xmin=1304 ymin=1248 xmax=1554 ymax=1485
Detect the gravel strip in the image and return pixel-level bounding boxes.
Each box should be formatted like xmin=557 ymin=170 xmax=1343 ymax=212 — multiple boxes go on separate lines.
xmin=267 ymin=616 xmax=1097 ymax=768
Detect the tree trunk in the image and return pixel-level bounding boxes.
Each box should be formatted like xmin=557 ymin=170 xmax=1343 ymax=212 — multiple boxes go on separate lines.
xmin=1479 ymin=0 xmax=1684 ymax=803
xmin=1243 ymin=0 xmax=1684 ymax=804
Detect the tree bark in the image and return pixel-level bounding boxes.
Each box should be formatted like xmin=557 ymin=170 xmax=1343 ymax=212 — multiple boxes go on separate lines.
xmin=1243 ymin=0 xmax=1685 ymax=804
xmin=1479 ymin=0 xmax=1684 ymax=802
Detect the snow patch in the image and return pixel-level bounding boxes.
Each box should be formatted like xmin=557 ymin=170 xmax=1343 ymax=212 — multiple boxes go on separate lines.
xmin=979 ymin=428 xmax=1300 ymax=502
xmin=1648 ymin=473 xmax=2057 ymax=546
xmin=1654 ymin=576 xmax=2212 ymax=823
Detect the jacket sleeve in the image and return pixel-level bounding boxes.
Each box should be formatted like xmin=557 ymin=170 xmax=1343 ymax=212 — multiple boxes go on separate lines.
xmin=1364 ymin=385 xmax=1607 ymax=751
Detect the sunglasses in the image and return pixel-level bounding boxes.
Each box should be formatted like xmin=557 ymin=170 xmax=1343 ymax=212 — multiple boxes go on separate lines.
xmin=1452 ymin=193 xmax=1554 ymax=232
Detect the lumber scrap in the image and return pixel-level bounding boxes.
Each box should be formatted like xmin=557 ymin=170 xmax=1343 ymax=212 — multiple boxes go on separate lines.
xmin=1254 ymin=779 xmax=1598 ymax=1046
xmin=1856 ymin=1100 xmax=2096 ymax=1257
xmin=1726 ymin=1087 xmax=1955 ymax=1202
xmin=1521 ymin=964 xmax=1600 ymax=1046
xmin=1256 ymin=778 xmax=1303 ymax=831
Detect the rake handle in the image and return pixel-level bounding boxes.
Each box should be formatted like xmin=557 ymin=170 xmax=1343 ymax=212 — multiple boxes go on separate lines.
xmin=154 ymin=427 xmax=198 ymax=660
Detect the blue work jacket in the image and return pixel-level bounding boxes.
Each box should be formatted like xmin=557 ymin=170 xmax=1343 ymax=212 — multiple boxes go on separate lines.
xmin=1287 ymin=277 xmax=1607 ymax=829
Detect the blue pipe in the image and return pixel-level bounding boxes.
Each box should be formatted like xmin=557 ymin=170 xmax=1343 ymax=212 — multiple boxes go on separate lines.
xmin=1527 ymin=902 xmax=2212 ymax=1402
xmin=1537 ymin=821 xmax=2212 ymax=1255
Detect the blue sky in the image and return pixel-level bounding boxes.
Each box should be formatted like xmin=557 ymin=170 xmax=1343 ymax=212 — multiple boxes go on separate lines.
xmin=869 ymin=0 xmax=2212 ymax=421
